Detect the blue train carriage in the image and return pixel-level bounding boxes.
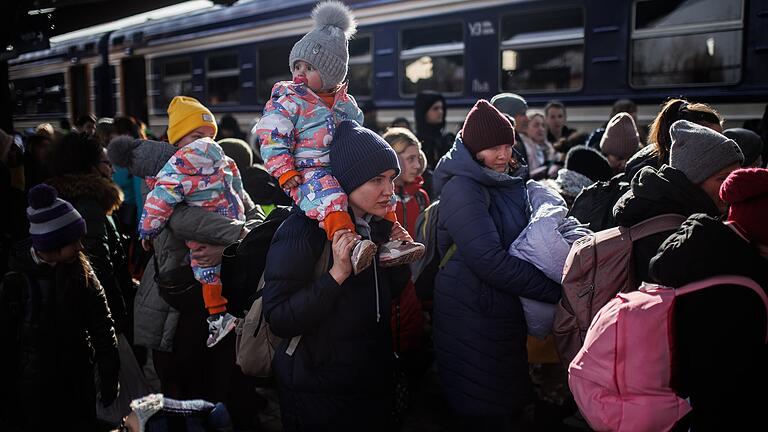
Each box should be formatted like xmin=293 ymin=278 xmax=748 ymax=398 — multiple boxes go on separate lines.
xmin=8 ymin=0 xmax=768 ymax=136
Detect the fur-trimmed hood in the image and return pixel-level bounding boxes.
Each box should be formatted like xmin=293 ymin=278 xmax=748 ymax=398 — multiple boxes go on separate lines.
xmin=46 ymin=174 xmax=123 ymax=215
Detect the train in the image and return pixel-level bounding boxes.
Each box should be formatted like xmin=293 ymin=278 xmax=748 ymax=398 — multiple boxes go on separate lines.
xmin=9 ymin=0 xmax=768 ymax=140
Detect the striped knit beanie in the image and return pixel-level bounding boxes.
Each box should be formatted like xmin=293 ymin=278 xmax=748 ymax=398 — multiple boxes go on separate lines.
xmin=27 ymin=183 xmax=86 ymax=251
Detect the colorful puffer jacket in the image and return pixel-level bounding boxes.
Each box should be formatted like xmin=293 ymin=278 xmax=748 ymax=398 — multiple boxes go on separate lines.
xmin=139 ymin=138 xmax=246 ymax=240
xmin=256 ymin=81 xmax=363 ymax=181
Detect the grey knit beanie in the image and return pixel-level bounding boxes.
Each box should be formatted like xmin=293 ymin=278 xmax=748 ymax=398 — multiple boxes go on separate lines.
xmin=669 ymin=120 xmax=744 ymax=184
xmin=330 ymin=120 xmax=400 ymax=193
xmin=289 ymin=1 xmax=357 ymax=90
xmin=600 ymin=112 xmax=640 ymax=160
xmin=490 ymin=93 xmax=528 ymax=117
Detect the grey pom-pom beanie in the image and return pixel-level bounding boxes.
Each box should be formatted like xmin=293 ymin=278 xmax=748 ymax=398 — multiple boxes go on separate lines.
xmin=669 ymin=120 xmax=744 ymax=184
xmin=289 ymin=1 xmax=357 ymax=90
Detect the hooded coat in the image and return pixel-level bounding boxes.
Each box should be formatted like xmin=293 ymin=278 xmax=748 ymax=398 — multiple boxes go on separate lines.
xmin=648 ymin=214 xmax=768 ymax=431
xmin=414 ymin=91 xmax=454 ymax=169
xmin=263 ymin=210 xmax=409 ymax=430
xmin=431 ymin=137 xmax=561 ymax=415
xmin=612 ymin=165 xmax=721 ymax=285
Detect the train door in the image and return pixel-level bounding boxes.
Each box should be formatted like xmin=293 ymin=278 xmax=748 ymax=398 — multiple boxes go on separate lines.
xmin=68 ymin=64 xmax=90 ymax=122
xmin=121 ymin=55 xmax=148 ymax=124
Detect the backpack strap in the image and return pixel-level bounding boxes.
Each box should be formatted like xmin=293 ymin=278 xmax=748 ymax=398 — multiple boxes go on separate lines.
xmin=628 ymin=213 xmax=688 ymax=241
xmin=284 ymin=240 xmax=332 ymax=357
xmin=674 ymin=275 xmax=768 ymax=343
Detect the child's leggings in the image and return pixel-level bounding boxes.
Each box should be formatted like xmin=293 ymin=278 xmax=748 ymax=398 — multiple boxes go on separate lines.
xmin=188 ymin=241 xmax=227 ymax=315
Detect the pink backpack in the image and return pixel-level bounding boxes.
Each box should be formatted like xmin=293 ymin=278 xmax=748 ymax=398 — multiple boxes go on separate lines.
xmin=554 ymin=214 xmax=687 ymax=368
xmin=568 ymin=275 xmax=768 ymax=432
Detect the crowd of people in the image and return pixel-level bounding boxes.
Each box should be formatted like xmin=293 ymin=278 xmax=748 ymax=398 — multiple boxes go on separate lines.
xmin=1 ymin=1 xmax=768 ymax=431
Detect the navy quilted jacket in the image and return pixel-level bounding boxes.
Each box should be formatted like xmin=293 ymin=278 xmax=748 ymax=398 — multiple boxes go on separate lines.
xmin=432 ymin=137 xmax=561 ymax=415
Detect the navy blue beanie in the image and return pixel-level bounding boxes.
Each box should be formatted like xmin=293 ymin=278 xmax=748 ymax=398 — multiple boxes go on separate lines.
xmin=330 ymin=120 xmax=400 ymax=193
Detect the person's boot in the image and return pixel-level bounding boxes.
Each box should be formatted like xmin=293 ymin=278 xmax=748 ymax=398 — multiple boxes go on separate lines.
xmin=206 ymin=312 xmax=238 ymax=348
xmin=378 ymin=241 xmax=425 ymax=268
xmin=351 ymin=239 xmax=377 ymax=275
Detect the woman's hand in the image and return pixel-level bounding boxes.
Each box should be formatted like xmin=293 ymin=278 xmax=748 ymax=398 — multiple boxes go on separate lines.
xmin=389 ymin=222 xmax=414 ymax=242
xmin=190 ymin=243 xmax=227 ymax=267
xmin=329 ymin=229 xmax=359 ymax=285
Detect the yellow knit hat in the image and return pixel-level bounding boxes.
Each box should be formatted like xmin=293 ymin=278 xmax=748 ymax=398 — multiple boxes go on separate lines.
xmin=166 ymin=96 xmax=218 ymax=145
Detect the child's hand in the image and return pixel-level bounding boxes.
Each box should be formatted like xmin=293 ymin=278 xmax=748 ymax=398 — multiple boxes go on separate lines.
xmin=390 ymin=222 xmax=413 ymax=242
xmin=282 ymin=175 xmax=303 ymax=190
xmin=141 ymin=239 xmax=153 ymax=251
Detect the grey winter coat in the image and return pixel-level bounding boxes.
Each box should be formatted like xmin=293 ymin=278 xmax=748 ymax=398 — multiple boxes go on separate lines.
xmin=108 ymin=137 xmax=263 ymax=351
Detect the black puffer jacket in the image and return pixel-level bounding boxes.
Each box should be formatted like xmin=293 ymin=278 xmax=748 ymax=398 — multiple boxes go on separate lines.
xmin=263 ymin=210 xmax=408 ymax=431
xmin=47 ymin=174 xmax=133 ymax=334
xmin=0 ymin=239 xmax=119 ymax=430
xmin=649 ymin=214 xmax=768 ymax=431
xmin=613 ymin=165 xmax=721 ymax=285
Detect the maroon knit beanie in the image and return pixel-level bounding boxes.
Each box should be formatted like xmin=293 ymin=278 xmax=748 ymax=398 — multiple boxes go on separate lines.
xmin=461 ymin=99 xmax=516 ymax=156
xmin=720 ymin=168 xmax=768 ymax=245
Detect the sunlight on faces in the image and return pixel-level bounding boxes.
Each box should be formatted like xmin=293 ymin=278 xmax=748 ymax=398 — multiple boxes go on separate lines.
xmin=546 ymin=107 xmax=566 ymax=133
xmin=349 ymin=169 xmax=398 ymax=218
xmin=527 ymin=114 xmax=546 ymax=144
xmin=476 ymin=144 xmax=514 ymax=173
xmin=396 ymin=145 xmax=422 ymax=185
xmin=700 ymin=163 xmax=741 ymax=215
xmin=176 ymin=126 xmax=216 ymax=147
xmin=292 ymin=60 xmax=324 ymax=92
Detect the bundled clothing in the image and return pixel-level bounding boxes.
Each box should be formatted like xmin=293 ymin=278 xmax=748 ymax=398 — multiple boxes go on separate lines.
xmin=256 ymin=81 xmax=363 ymax=228
xmin=414 ymin=91 xmax=454 ymax=169
xmin=263 ymin=210 xmax=409 ymax=430
xmin=649 ymin=214 xmax=768 ymax=431
xmin=509 ymin=181 xmax=591 ymax=338
xmin=0 ymin=239 xmax=119 ymax=430
xmin=140 ymin=137 xmax=247 ymax=315
xmin=432 ymin=136 xmax=561 ymax=417
xmin=107 ymin=135 xmax=262 ymax=351
xmin=47 ymin=174 xmax=133 ymax=335
xmin=613 ymin=165 xmax=722 ymax=284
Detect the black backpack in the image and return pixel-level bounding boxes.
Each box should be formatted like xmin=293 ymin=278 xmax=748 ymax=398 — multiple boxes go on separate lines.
xmin=568 ymin=174 xmax=630 ymax=232
xmin=410 ymin=188 xmax=490 ymax=303
xmin=220 ymin=206 xmax=292 ymax=316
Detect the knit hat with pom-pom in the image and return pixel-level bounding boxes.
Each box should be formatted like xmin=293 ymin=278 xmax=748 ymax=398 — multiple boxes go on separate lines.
xmin=289 ymin=1 xmax=357 ymax=89
xmin=720 ymin=168 xmax=768 ymax=245
xmin=27 ymin=183 xmax=86 ymax=251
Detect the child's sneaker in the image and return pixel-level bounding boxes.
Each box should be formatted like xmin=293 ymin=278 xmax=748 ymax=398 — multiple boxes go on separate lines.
xmin=378 ymin=241 xmax=425 ymax=268
xmin=206 ymin=312 xmax=238 ymax=348
xmin=351 ymin=239 xmax=377 ymax=275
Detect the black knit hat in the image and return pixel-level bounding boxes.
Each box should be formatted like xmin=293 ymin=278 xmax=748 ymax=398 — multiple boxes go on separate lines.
xmin=565 ymin=146 xmax=613 ymax=182
xmin=330 ymin=120 xmax=400 ymax=193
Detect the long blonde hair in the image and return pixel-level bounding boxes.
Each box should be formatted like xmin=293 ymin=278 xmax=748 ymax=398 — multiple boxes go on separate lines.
xmin=382 ymin=127 xmax=427 ymax=176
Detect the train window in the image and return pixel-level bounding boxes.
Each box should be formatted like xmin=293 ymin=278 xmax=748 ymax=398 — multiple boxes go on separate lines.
xmin=499 ymin=8 xmax=584 ymax=93
xmin=160 ymin=59 xmax=192 ymax=109
xmin=258 ymin=41 xmax=296 ymax=102
xmin=348 ymin=35 xmax=372 ymax=98
xmin=631 ymin=0 xmax=743 ymax=87
xmin=400 ymin=22 xmax=464 ymax=96
xmin=206 ymin=53 xmax=240 ymax=104
xmin=11 ymin=74 xmax=66 ymax=116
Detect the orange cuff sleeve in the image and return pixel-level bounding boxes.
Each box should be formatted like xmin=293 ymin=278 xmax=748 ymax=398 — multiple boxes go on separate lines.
xmin=278 ymin=170 xmax=301 ymax=187
xmin=323 ymin=211 xmax=355 ymax=240
xmin=203 ymin=283 xmax=227 ymax=315
xmin=384 ymin=211 xmax=398 ymax=223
